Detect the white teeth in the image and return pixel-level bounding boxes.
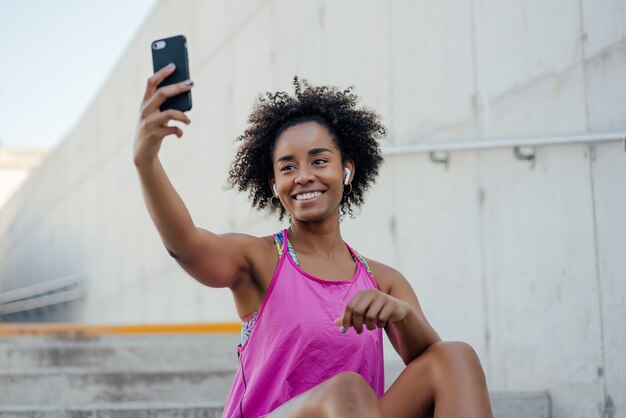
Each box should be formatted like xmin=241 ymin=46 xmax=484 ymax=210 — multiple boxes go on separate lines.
xmin=295 ymin=191 xmax=322 ymax=201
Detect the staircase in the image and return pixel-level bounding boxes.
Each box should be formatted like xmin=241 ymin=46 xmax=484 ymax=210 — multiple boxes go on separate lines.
xmin=0 ymin=327 xmax=550 ymax=417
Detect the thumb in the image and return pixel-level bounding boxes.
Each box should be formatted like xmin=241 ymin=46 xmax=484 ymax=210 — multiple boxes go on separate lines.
xmin=333 ymin=317 xmax=342 ymax=326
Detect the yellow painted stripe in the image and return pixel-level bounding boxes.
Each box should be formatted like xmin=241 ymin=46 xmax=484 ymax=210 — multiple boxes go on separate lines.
xmin=0 ymin=322 xmax=240 ymax=336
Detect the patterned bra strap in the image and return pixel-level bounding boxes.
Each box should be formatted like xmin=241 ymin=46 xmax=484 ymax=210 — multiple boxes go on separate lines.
xmin=274 ymin=230 xmax=286 ymax=254
xmin=351 ymin=248 xmax=374 ymax=277
xmin=274 ymin=230 xmax=299 ymax=265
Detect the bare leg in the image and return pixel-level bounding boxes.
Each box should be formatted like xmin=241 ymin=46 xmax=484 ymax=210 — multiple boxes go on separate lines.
xmin=266 ymin=371 xmax=383 ymax=418
xmin=381 ymin=341 xmax=493 ymax=418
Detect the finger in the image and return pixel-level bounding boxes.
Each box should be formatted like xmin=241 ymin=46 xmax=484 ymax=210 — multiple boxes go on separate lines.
xmin=144 ymin=109 xmax=191 ymax=129
xmin=142 ymin=79 xmax=194 ymax=116
xmin=155 ymin=126 xmax=183 ymax=139
xmin=377 ymin=317 xmax=388 ymax=329
xmin=143 ymin=63 xmax=176 ymax=102
xmin=339 ymin=292 xmax=364 ymax=333
xmin=364 ymin=295 xmax=386 ymax=330
xmin=351 ymin=291 xmax=377 ymax=334
xmin=377 ymin=303 xmax=395 ymax=328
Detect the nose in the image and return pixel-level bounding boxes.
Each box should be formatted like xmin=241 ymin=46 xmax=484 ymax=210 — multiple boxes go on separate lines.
xmin=295 ymin=165 xmax=314 ymax=185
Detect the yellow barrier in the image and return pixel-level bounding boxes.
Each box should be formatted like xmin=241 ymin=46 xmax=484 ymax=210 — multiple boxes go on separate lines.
xmin=0 ymin=322 xmax=240 ymax=336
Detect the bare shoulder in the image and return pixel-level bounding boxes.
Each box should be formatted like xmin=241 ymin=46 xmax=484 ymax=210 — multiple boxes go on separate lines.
xmin=362 ymin=256 xmax=407 ymax=295
xmin=217 ymin=231 xmax=278 ymax=289
xmin=217 ymin=231 xmax=276 ymax=265
xmin=217 ymin=231 xmax=275 ymax=250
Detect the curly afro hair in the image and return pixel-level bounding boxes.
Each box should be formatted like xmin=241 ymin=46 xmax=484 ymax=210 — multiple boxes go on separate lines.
xmin=228 ymin=77 xmax=386 ymax=221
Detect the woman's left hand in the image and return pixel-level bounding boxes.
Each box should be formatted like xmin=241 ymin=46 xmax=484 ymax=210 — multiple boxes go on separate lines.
xmin=333 ymin=289 xmax=411 ymax=334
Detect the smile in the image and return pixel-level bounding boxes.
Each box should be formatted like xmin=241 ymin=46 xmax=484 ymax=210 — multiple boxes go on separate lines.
xmin=295 ymin=191 xmax=323 ymax=201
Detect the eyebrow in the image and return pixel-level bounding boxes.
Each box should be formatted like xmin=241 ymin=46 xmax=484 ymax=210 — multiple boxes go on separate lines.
xmin=276 ymin=147 xmax=333 ymax=163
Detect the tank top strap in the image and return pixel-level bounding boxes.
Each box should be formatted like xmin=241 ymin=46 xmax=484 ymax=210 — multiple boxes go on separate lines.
xmin=349 ymin=247 xmax=374 ymax=277
xmin=276 ymin=228 xmax=299 ymax=265
xmin=343 ymin=242 xmax=377 ymax=287
xmin=273 ymin=230 xmax=286 ymax=257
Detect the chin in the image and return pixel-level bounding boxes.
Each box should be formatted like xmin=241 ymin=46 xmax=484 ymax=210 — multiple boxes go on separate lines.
xmin=291 ymin=209 xmax=335 ymax=223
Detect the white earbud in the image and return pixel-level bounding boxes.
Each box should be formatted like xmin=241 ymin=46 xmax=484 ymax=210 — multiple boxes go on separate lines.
xmin=273 ymin=184 xmax=278 ymax=196
xmin=344 ymin=168 xmax=351 ymax=185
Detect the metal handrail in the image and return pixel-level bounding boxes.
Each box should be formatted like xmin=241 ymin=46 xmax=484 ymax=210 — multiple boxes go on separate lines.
xmin=0 ymin=288 xmax=84 ymax=315
xmin=0 ymin=275 xmax=85 ymax=315
xmin=381 ymin=131 xmax=626 ymax=155
xmin=0 ymin=275 xmax=83 ymax=304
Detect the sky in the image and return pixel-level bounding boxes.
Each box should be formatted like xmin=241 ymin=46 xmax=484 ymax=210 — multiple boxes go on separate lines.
xmin=0 ymin=0 xmax=158 ymax=150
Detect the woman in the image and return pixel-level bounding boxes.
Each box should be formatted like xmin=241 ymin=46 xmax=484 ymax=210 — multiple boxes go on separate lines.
xmin=134 ymin=64 xmax=494 ymax=418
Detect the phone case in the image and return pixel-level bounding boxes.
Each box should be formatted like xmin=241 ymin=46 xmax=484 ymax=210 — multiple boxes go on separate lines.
xmin=151 ymin=35 xmax=192 ymax=112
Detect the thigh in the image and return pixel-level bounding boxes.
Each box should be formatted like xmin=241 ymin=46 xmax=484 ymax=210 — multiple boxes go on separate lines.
xmin=265 ymin=372 xmax=382 ymax=418
xmin=381 ymin=341 xmax=493 ymax=418
xmin=380 ymin=348 xmax=437 ymax=418
xmin=264 ymin=388 xmax=320 ymax=418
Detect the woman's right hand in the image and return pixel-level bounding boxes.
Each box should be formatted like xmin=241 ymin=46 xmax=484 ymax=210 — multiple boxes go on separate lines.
xmin=134 ymin=63 xmax=193 ymax=166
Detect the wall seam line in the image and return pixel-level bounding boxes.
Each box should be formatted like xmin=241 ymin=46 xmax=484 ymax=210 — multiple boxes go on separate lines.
xmin=588 ymin=145 xmax=608 ymax=404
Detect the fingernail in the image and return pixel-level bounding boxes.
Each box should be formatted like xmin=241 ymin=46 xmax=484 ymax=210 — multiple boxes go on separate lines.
xmin=167 ymin=63 xmax=174 ymax=68
xmin=340 ymin=326 xmax=346 ymax=333
xmin=184 ymin=80 xmax=194 ymax=86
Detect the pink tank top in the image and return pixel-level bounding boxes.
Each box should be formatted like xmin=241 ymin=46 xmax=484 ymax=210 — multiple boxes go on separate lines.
xmin=221 ymin=229 xmax=385 ymax=418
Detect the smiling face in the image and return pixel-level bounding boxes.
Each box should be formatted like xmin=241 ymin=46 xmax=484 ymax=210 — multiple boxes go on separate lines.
xmin=271 ymin=121 xmax=353 ymax=223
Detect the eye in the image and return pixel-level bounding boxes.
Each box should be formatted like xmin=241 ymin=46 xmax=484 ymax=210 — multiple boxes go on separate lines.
xmin=280 ymin=164 xmax=295 ymax=172
xmin=313 ymin=159 xmax=327 ymax=165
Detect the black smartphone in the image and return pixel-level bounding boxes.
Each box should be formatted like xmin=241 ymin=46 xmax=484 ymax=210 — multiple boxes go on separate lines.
xmin=151 ymin=35 xmax=192 ymax=112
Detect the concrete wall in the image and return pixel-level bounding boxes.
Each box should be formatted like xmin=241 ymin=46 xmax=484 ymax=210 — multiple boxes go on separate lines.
xmin=0 ymin=148 xmax=49 ymax=209
xmin=0 ymin=1 xmax=624 ymax=416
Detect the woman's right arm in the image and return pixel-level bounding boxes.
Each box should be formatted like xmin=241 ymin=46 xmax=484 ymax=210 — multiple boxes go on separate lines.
xmin=134 ymin=65 xmax=253 ymax=289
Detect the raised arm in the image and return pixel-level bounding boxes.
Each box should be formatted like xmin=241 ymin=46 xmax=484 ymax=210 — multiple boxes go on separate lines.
xmin=134 ymin=65 xmax=253 ymax=289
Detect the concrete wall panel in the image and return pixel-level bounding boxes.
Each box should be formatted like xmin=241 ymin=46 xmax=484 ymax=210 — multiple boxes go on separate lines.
xmin=272 ymin=0 xmax=328 ymax=88
xmin=591 ymin=142 xmax=626 ymax=414
xmin=321 ymin=1 xmax=391 ymax=120
xmin=479 ymin=0 xmax=582 ymax=100
xmin=390 ymin=0 xmax=475 ymax=143
xmin=480 ymin=145 xmax=604 ymax=417
xmin=487 ymin=64 xmax=588 ymax=137
xmin=395 ymin=153 xmax=487 ymax=353
xmin=581 ymin=0 xmax=625 ymax=58
xmin=585 ymin=40 xmax=626 ymax=131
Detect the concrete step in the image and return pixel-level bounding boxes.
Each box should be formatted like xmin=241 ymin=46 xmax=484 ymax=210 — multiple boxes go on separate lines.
xmin=0 ymin=403 xmax=223 ymax=418
xmin=491 ymin=391 xmax=551 ymax=418
xmin=0 ymin=368 xmax=235 ymax=405
xmin=0 ymin=334 xmax=240 ymax=370
xmin=0 ymin=331 xmax=550 ymax=417
xmin=0 ymin=392 xmax=549 ymax=418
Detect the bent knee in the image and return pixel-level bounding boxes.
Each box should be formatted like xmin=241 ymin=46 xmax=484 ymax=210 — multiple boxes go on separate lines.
xmin=428 ymin=341 xmax=478 ymax=358
xmin=268 ymin=373 xmax=379 ymax=418
xmin=319 ymin=371 xmax=376 ymax=400
xmin=324 ymin=371 xmax=371 ymax=392
xmin=316 ymin=372 xmax=380 ymax=416
xmin=426 ymin=341 xmax=485 ymax=373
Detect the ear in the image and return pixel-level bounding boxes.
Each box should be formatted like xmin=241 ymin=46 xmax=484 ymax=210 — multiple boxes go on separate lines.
xmin=268 ymin=178 xmax=277 ymax=196
xmin=344 ymin=160 xmax=355 ymax=184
